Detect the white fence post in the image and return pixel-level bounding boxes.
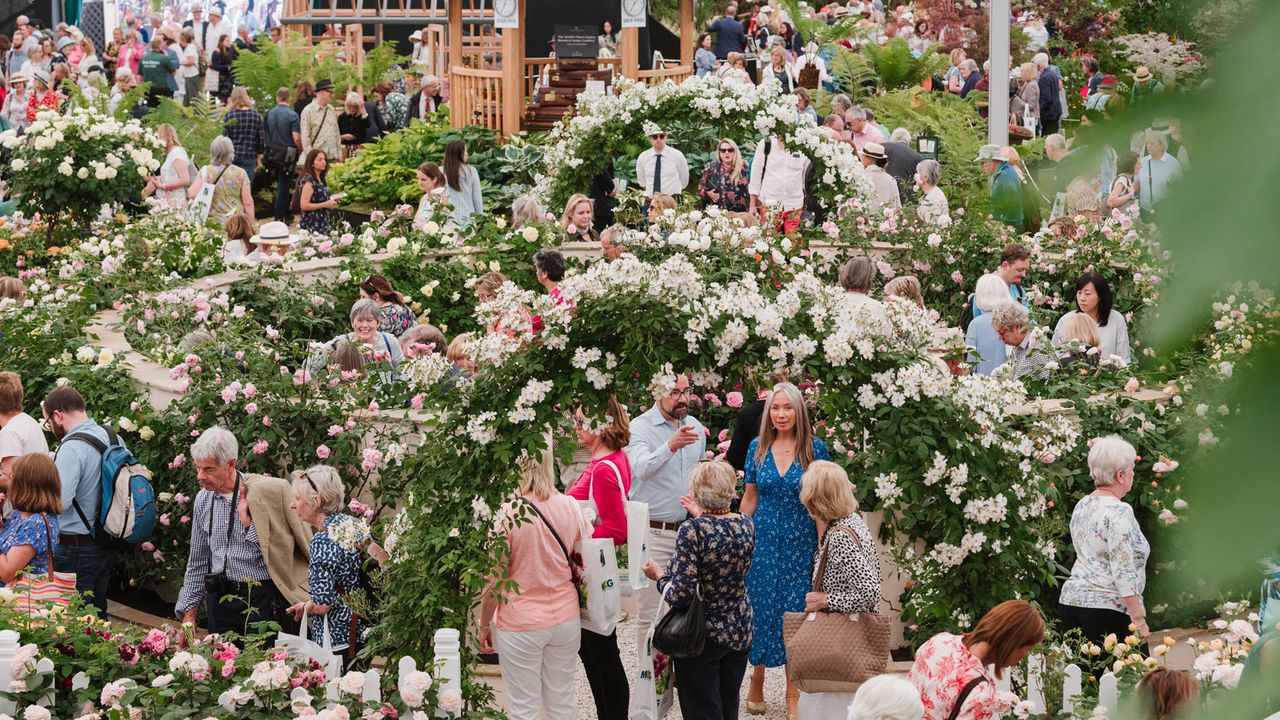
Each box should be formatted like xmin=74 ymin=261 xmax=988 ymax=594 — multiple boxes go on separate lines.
xmin=1026 ymin=653 xmax=1046 ymax=713
xmin=433 ymin=628 xmax=462 ymax=718
xmin=362 ymin=667 xmax=382 ymax=704
xmin=1098 ymin=672 xmax=1120 ymax=713
xmin=1061 ymin=663 xmax=1083 ymax=714
xmin=0 ymin=630 xmax=17 ymax=716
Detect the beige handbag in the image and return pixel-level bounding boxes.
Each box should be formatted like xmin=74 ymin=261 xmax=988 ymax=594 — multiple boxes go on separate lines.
xmin=782 ymin=524 xmax=891 ymax=693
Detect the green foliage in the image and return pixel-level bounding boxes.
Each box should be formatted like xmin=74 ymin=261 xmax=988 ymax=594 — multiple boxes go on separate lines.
xmin=862 ymin=38 xmax=949 ymax=92
xmin=144 ymin=94 xmax=227 ymax=168
xmin=361 ymin=41 xmax=410 ymax=89
xmin=328 ymin=117 xmax=539 ymax=212
xmin=825 ymin=46 xmax=876 ymax=95
xmin=230 ymin=29 xmax=361 ymax=108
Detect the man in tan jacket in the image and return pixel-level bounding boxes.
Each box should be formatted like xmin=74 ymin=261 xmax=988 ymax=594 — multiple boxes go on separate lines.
xmin=176 ymin=427 xmax=312 ymax=636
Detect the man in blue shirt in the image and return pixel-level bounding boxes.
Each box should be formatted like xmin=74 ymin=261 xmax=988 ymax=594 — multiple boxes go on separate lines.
xmin=625 ymin=373 xmax=706 ymax=658
xmin=43 ymin=386 xmax=123 ymax=619
xmin=1035 ymin=52 xmax=1063 ymax=135
xmin=265 ymin=87 xmax=302 ymax=222
xmin=976 ymin=144 xmax=1025 ymax=233
xmin=705 ymin=2 xmax=747 ymax=60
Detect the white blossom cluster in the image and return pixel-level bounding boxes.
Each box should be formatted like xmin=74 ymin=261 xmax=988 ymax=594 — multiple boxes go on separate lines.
xmin=0 ymin=105 xmax=162 ymax=177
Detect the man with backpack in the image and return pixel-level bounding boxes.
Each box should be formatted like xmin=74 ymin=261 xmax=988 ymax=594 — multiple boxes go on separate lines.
xmin=44 ymin=386 xmax=127 ymax=618
xmin=748 ymin=133 xmax=810 ymax=234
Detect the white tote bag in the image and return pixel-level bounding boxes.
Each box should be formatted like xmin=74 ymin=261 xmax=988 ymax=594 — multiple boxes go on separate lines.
xmin=275 ymin=606 xmax=342 ymax=679
xmin=586 ymin=459 xmax=650 ymax=591
xmin=630 ymin=585 xmax=675 ymax=720
xmin=186 ymin=165 xmax=228 ymax=225
xmin=577 ymin=512 xmax=622 ymax=636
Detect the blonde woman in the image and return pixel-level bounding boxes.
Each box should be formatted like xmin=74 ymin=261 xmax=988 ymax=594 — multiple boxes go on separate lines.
xmin=646 ymin=192 xmax=676 ymax=224
xmin=697 ymin=138 xmax=750 ymax=212
xmin=1010 ymin=62 xmax=1040 ymax=132
xmin=338 ymin=91 xmax=371 ymax=156
xmin=884 ymin=275 xmax=925 ymax=309
xmin=145 ymin=123 xmax=193 ymax=208
xmin=510 ymin=195 xmax=544 ymax=230
xmin=478 ymin=445 xmax=587 ymax=720
xmin=796 ymin=460 xmax=882 ymax=719
xmin=560 ymin=193 xmax=598 ymax=242
xmin=740 ymin=381 xmax=829 ymax=717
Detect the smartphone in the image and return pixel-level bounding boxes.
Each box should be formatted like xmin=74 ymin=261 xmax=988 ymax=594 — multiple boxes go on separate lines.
xmin=330 ymin=192 xmax=347 ymax=201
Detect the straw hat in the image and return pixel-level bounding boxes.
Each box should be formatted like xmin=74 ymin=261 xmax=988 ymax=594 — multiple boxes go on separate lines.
xmin=250 ymin=221 xmax=299 ymax=254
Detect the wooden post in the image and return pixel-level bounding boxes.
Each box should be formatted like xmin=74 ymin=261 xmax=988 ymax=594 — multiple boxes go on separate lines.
xmin=448 ymin=0 xmax=464 ymax=128
xmin=621 ymin=27 xmax=639 ymax=80
xmin=679 ymin=0 xmax=694 ymax=69
xmin=500 ymin=0 xmax=525 ymax=137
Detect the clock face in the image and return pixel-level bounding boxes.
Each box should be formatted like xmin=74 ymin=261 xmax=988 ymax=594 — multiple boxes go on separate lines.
xmin=495 ymin=0 xmax=516 ymax=17
xmin=623 ymin=0 xmax=645 ymax=18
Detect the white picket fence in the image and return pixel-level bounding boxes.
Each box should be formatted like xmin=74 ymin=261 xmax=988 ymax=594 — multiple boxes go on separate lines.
xmin=0 ymin=628 xmax=462 ymax=717
xmin=991 ymin=654 xmax=1118 ymax=715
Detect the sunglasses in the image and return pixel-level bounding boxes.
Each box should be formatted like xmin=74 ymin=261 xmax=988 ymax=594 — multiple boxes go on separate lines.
xmin=719 ymin=147 xmax=735 ymax=153
xmin=301 ymin=473 xmax=319 ymax=495
xmin=649 ymin=133 xmax=668 ymax=139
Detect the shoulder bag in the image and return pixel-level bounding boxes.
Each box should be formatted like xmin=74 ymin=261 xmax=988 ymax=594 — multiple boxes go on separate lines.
xmin=651 ymin=519 xmax=707 ymax=658
xmin=783 ymin=523 xmax=891 ymax=693
xmin=947 ymin=675 xmax=988 ymax=720
xmin=12 ymin=514 xmax=78 ymax=613
xmin=187 ymin=165 xmax=229 ymax=224
xmin=525 ymin=498 xmax=583 ymax=588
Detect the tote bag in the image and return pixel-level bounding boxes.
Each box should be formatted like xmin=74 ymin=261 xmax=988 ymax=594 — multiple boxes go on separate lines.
xmin=782 ymin=525 xmax=891 ymax=693
xmin=186 ymin=165 xmax=228 ymax=225
xmin=584 ymin=458 xmax=650 ymax=591
xmin=275 ymin=606 xmax=342 ymax=679
xmin=630 ymin=585 xmax=676 ymax=720
xmin=577 ymin=514 xmax=622 ymax=636
xmin=12 ymin=515 xmax=77 ymax=613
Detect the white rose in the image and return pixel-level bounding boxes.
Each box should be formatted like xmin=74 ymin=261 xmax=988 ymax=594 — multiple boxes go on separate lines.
xmin=337 ymin=670 xmax=366 ymax=695
xmin=151 ymin=674 xmax=175 ymax=687
xmin=23 ymin=707 xmax=51 ymax=720
xmin=11 ymin=158 xmax=26 ymax=171
xmin=521 ymin=226 xmax=539 ymax=242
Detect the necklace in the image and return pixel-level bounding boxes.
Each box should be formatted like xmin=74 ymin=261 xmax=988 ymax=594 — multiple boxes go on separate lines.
xmin=704 ymin=508 xmax=731 ymax=516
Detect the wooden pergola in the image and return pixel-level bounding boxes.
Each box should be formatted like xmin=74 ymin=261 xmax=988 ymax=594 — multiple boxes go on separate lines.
xmin=282 ymin=0 xmax=696 ymax=137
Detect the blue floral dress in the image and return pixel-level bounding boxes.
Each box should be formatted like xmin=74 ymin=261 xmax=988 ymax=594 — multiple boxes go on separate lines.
xmin=308 ymin=513 xmax=373 ymax=649
xmin=299 ymin=174 xmax=334 ymax=235
xmin=0 ymin=512 xmax=59 ymax=585
xmin=744 ymin=437 xmax=829 ymax=667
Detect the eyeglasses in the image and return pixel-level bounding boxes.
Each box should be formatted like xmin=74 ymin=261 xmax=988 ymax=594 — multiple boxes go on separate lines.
xmin=649 ymin=133 xmax=668 ymax=139
xmin=669 ymin=389 xmax=694 ymax=399
xmin=718 ymin=147 xmax=735 ymax=153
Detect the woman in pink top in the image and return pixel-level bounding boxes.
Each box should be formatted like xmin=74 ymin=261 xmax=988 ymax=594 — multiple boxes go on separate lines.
xmin=566 ymin=395 xmax=632 ymax=720
xmin=479 ymin=447 xmax=585 ymax=720
xmin=908 ymin=600 xmax=1044 ymax=720
xmin=118 ymin=31 xmax=144 ymax=76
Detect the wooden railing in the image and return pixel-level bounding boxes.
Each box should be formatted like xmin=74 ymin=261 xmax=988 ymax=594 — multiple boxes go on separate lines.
xmin=450 ymin=66 xmax=505 ymax=134
xmin=638 ymin=64 xmax=693 ymax=85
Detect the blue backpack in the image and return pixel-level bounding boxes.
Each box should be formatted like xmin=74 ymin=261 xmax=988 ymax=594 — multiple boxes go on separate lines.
xmin=62 ymin=428 xmax=158 ymax=545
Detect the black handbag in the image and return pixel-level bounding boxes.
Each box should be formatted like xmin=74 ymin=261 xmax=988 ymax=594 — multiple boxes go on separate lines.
xmin=651 ymin=521 xmax=707 ymax=658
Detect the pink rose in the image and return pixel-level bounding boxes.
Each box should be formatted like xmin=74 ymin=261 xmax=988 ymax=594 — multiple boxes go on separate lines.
xmin=410 ymin=394 xmax=424 ymax=409
xmin=244 ymin=403 xmax=258 ymax=414
xmin=726 ymin=391 xmax=744 ymax=408
xmin=566 ymin=223 xmax=578 ymax=235
xmin=221 ymin=659 xmax=236 ymax=678
xmin=141 ymin=542 xmax=156 ymax=551
xmin=316 ymin=444 xmax=331 ymax=459
xmin=252 ymin=440 xmax=269 ymax=454
xmin=951 ymin=271 xmax=964 ymax=284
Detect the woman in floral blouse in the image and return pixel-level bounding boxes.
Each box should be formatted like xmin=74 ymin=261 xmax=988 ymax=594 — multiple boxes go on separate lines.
xmin=285 ymin=465 xmax=378 ymax=668
xmin=697 ymin=138 xmax=751 ymax=212
xmin=359 ymin=274 xmax=418 ymax=337
xmin=908 ymin=600 xmax=1044 ymax=720
xmin=1059 ymin=435 xmax=1151 ymax=644
xmin=643 ymin=459 xmax=754 ymax=720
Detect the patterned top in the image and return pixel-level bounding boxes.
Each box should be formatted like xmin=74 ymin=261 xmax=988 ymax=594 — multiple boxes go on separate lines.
xmin=697 ymin=160 xmax=751 ymax=212
xmin=201 ymin=164 xmax=250 ymax=226
xmin=299 ymin=174 xmax=333 ymax=235
xmin=658 ymin=514 xmax=755 ymax=651
xmin=377 ymin=303 xmax=417 ymax=337
xmin=382 ymin=93 xmax=409 ymax=132
xmin=1059 ymin=495 xmax=1149 ymax=614
xmin=0 ymin=512 xmax=60 ymax=583
xmin=300 ymin=101 xmax=342 ymax=164
xmin=224 ymin=108 xmax=266 ymax=165
xmin=812 ymin=515 xmax=880 ymax=614
xmin=909 ymin=632 xmax=1010 ymax=720
xmin=308 ymin=513 xmax=373 ymax=649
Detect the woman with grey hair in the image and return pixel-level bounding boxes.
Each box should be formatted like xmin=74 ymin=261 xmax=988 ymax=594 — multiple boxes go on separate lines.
xmin=1059 ymin=435 xmax=1150 ymax=645
xmin=642 ymin=459 xmax=755 ymax=720
xmin=914 ymin=159 xmax=949 ymax=225
xmin=845 ymin=674 xmax=924 ymax=720
xmin=190 ymin=135 xmax=253 ymax=225
xmin=838 ymin=257 xmax=889 ymax=329
xmin=965 ymin=274 xmax=1012 ymax=375
xmin=310 ymin=299 xmax=404 ymax=384
xmin=510 ymin=195 xmax=544 ymax=230
xmin=740 ymin=382 xmax=830 ymax=716
xmin=285 ymin=465 xmax=376 ymax=668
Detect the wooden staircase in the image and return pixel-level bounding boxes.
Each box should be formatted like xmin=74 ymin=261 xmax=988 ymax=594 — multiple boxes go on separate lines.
xmin=521 ymin=58 xmax=613 ymax=133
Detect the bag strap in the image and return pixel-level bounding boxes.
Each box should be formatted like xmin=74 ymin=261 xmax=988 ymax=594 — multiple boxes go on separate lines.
xmin=524 ymin=499 xmax=573 ymax=571
xmin=812 ymin=523 xmax=857 ymax=592
xmin=59 ymin=430 xmax=111 ymax=538
xmin=41 ymin=513 xmax=57 ymax=575
xmin=588 ymin=458 xmax=626 ymax=505
xmin=947 ymin=675 xmax=987 ymax=720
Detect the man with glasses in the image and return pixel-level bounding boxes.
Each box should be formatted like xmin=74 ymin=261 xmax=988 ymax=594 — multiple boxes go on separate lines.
xmin=175 ymin=426 xmax=312 ymax=637
xmin=635 ymin=120 xmax=689 ymax=204
xmin=625 ymin=373 xmax=706 ymax=660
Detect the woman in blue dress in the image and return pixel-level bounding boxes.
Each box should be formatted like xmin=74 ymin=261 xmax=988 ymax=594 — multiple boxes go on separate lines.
xmin=740 ymin=381 xmax=828 ymax=718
